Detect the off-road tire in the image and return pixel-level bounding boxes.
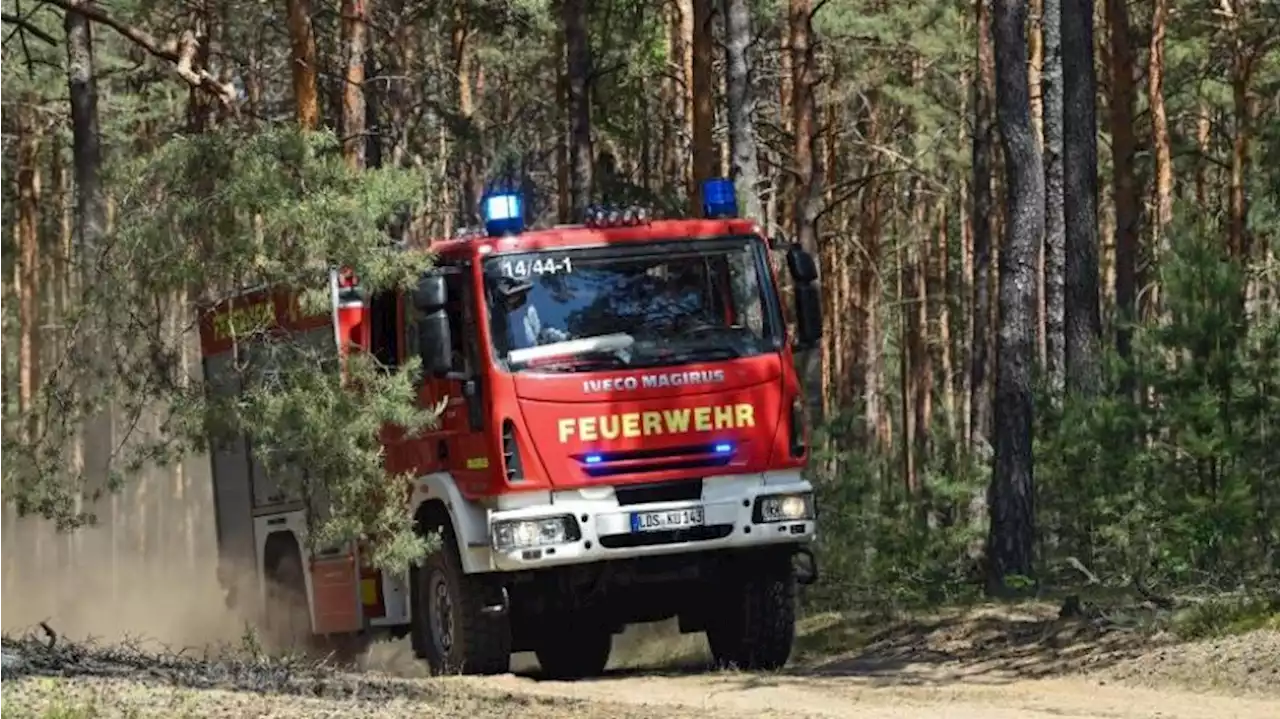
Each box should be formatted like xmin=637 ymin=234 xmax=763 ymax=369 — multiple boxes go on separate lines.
xmin=534 ymin=622 xmax=612 ymax=679
xmin=409 ymin=565 xmax=427 ymax=659
xmin=706 ymin=557 xmax=796 ymax=671
xmin=414 ymin=521 xmax=511 ymax=675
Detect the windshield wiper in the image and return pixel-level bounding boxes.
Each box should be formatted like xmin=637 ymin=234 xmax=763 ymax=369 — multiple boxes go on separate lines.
xmin=641 ymin=345 xmax=742 ymax=367
xmin=523 ymin=351 xmax=631 ymax=373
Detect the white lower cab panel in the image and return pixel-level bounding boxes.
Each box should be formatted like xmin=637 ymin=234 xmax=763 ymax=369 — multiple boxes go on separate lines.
xmin=482 ymin=469 xmax=816 ymax=572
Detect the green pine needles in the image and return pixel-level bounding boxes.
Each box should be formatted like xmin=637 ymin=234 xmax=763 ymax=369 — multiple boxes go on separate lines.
xmin=2 ymin=127 xmax=440 ymax=574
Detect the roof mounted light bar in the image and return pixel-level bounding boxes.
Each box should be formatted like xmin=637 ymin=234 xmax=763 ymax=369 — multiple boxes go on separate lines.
xmin=583 ymin=204 xmax=652 ymax=229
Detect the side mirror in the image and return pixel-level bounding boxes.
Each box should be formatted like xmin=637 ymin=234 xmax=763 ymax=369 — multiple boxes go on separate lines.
xmin=418 ymin=309 xmax=453 ymax=376
xmin=413 ymin=273 xmax=447 ymax=311
xmin=793 ymin=281 xmax=823 ymax=350
xmin=786 ymin=244 xmax=819 ymax=284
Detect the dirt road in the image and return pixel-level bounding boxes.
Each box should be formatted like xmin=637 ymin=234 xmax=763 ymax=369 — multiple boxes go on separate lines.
xmin=446 ymin=606 xmax=1280 ymax=719
xmin=5 ymin=604 xmax=1278 ymax=718
xmin=463 ymin=671 xmax=1277 ymax=719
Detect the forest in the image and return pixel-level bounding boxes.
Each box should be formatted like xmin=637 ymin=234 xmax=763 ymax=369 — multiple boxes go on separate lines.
xmin=2 ymin=0 xmax=1278 ymax=609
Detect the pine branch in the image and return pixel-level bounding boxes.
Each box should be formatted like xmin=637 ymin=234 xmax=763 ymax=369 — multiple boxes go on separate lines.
xmin=2 ymin=12 xmax=58 ymax=45
xmin=42 ymin=0 xmax=237 ymax=107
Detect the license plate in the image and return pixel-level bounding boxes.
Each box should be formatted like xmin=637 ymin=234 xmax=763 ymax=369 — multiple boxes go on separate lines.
xmin=630 ymin=507 xmax=706 ymax=533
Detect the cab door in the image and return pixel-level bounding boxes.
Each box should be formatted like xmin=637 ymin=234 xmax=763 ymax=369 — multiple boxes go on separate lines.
xmin=425 ymin=261 xmax=493 ymax=495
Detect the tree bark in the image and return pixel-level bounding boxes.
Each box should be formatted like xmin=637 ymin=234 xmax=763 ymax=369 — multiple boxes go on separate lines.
xmin=340 ymin=0 xmax=368 ymax=169
xmin=970 ymin=0 xmax=997 ymax=447
xmin=554 ymin=6 xmax=570 ymax=222
xmin=691 ymin=0 xmax=716 ymax=214
xmin=1061 ymin=0 xmax=1101 ymax=396
xmin=1147 ymin=0 xmax=1173 ymax=236
xmin=1041 ymin=0 xmax=1065 ymax=396
xmin=64 ymin=0 xmax=113 ymax=534
xmin=1105 ymin=0 xmax=1137 ymax=362
xmin=723 ymin=0 xmax=763 ymax=221
xmin=16 ymin=97 xmax=42 ymax=437
xmin=987 ymin=0 xmax=1043 ymax=595
xmin=286 ymin=0 xmax=320 ymax=129
xmin=789 ymin=0 xmax=823 ymax=424
xmin=564 ymin=0 xmax=593 ymax=217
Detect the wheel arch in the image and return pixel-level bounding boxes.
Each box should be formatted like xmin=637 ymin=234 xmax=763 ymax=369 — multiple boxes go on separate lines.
xmin=263 ymin=530 xmax=302 ymax=572
xmin=409 ymin=472 xmax=493 ymax=574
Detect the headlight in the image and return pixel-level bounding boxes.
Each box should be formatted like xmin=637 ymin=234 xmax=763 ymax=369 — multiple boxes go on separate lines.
xmin=754 ymin=493 xmax=815 ymax=523
xmin=491 ymin=515 xmax=581 ymax=552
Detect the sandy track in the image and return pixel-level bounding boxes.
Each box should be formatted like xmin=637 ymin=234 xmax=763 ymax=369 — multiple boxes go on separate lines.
xmin=5 ymin=605 xmax=1278 ymax=718
xmin=462 ymin=671 xmax=1280 ymax=719
xmin=452 ymin=606 xmax=1280 ymax=719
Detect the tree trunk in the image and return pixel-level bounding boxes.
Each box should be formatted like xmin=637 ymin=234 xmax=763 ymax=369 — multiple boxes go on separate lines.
xmin=723 ymin=0 xmax=763 ymax=221
xmin=64 ymin=0 xmax=113 ymax=540
xmin=789 ymin=0 xmax=823 ymax=424
xmin=858 ymin=99 xmax=888 ymax=446
xmin=1105 ymin=0 xmax=1137 ymax=362
xmin=987 ymin=0 xmax=1043 ymax=596
xmin=676 ymin=0 xmax=694 ymax=202
xmin=1041 ymin=0 xmax=1065 ymax=396
xmin=1061 ymin=0 xmax=1101 ymax=396
xmin=564 ymin=0 xmax=593 ymax=217
xmin=1147 ymin=0 xmax=1172 ymax=238
xmin=286 ymin=0 xmax=320 ymax=129
xmin=1227 ymin=17 xmax=1255 ymax=260
xmin=452 ymin=0 xmax=482 ymax=222
xmin=16 ymin=98 xmax=42 ymax=438
xmin=341 ymin=0 xmax=368 ymax=169
xmin=1028 ymin=0 xmax=1044 ymax=149
xmin=937 ymin=197 xmax=955 ymax=436
xmin=970 ymin=0 xmax=997 ymax=447
xmin=691 ymin=0 xmax=716 ymax=214
xmin=1195 ymin=99 xmax=1211 ymax=208
xmin=554 ymin=6 xmax=570 ymax=222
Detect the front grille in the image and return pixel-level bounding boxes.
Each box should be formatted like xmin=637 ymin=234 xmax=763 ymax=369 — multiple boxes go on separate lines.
xmin=576 ymin=442 xmax=734 ymax=478
xmin=599 ymin=524 xmax=733 ymax=549
xmin=614 ymin=480 xmax=703 ymax=506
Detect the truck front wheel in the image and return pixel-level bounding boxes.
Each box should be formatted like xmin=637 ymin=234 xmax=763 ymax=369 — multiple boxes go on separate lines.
xmin=414 ymin=521 xmax=511 ymax=675
xmin=705 ymin=555 xmax=796 ymax=671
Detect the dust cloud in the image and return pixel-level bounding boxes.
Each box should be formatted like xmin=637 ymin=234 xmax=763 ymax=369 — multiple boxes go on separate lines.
xmin=1 ymin=450 xmax=242 ymax=650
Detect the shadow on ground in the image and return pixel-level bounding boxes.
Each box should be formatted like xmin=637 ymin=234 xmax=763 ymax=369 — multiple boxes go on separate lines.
xmin=528 ymin=602 xmax=1170 ymax=689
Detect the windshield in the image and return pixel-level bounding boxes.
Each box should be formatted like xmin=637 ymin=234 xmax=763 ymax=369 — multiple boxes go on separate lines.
xmin=484 ymin=237 xmax=782 ymax=372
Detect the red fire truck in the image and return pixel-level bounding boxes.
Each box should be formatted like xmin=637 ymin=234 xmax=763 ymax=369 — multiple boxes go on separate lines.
xmin=199 ymin=178 xmax=823 ymax=677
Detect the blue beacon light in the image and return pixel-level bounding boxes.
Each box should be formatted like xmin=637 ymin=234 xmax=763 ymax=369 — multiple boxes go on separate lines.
xmin=482 ymin=191 xmax=525 ymax=236
xmin=714 ymin=442 xmax=733 ymax=455
xmin=584 ymin=454 xmax=603 ymax=465
xmin=701 ymin=177 xmax=739 ymax=219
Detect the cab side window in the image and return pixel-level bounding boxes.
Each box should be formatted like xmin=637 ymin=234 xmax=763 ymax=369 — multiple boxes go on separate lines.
xmin=443 ymin=267 xmax=472 ymax=374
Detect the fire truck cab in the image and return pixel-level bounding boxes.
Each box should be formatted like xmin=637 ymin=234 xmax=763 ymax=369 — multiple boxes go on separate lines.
xmin=201 ymin=178 xmax=823 ymax=678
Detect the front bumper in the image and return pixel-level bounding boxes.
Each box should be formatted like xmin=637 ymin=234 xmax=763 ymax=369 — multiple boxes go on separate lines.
xmin=485 ymin=470 xmax=816 ymax=572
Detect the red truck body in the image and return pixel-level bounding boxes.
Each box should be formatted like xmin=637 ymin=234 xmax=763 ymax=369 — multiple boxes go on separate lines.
xmin=200 ymin=186 xmax=823 ymax=676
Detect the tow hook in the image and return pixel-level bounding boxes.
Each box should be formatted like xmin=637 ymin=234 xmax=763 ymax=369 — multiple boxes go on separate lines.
xmin=793 ymin=547 xmax=818 ymax=586
xmin=482 ymin=585 xmax=510 ymax=616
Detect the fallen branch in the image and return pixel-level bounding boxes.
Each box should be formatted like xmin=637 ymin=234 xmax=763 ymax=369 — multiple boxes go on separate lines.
xmin=42 ymin=0 xmax=236 ymax=107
